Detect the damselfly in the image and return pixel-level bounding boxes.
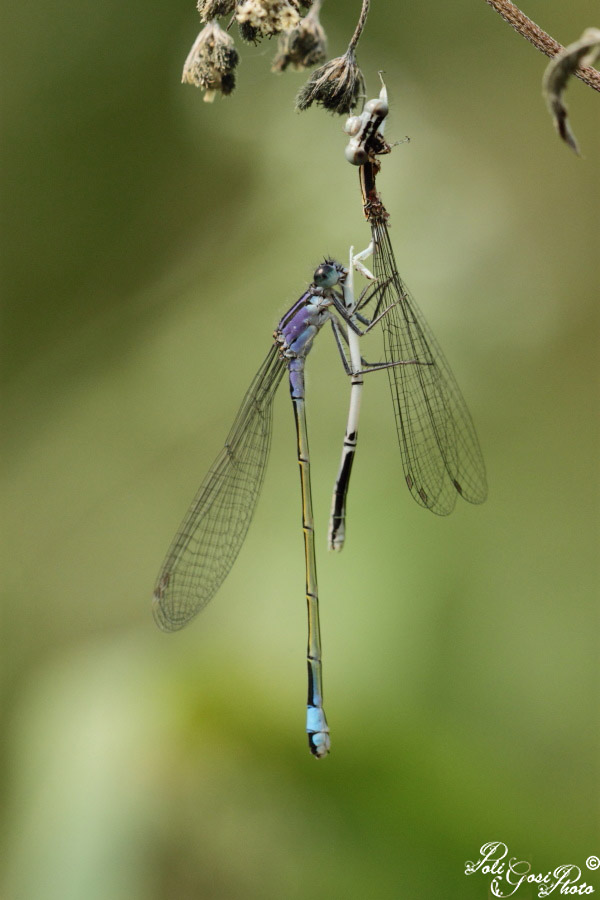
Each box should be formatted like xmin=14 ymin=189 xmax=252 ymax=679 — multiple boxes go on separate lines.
xmin=153 ymin=83 xmax=486 ymax=758
xmin=153 ymin=257 xmax=425 ymax=757
xmin=328 ymin=78 xmax=487 ymax=552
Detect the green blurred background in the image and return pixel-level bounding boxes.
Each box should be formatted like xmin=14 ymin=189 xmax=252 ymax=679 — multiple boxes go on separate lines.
xmin=2 ymin=1 xmax=599 ymax=897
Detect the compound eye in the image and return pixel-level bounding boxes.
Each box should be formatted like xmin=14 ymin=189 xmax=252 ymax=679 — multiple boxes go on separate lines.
xmin=344 ymin=143 xmax=368 ymax=166
xmin=313 ymin=264 xmax=339 ymax=288
xmin=344 ymin=115 xmax=362 ymax=136
xmin=364 ymin=97 xmax=389 ymax=117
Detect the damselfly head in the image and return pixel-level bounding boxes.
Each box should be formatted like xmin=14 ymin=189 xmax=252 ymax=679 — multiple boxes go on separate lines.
xmin=313 ymin=261 xmax=343 ymax=289
xmin=343 ymin=88 xmax=389 ymax=165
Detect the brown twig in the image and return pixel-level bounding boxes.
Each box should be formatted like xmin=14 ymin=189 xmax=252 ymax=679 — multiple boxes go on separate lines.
xmin=348 ymin=0 xmax=370 ymax=52
xmin=485 ymin=0 xmax=600 ymax=92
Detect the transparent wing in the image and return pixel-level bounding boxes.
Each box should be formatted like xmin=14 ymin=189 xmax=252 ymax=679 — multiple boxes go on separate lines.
xmin=153 ymin=345 xmax=286 ymax=631
xmin=371 ymin=220 xmax=487 ymax=515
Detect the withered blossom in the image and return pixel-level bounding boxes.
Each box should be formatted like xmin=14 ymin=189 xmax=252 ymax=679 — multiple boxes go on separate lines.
xmin=236 ymin=0 xmax=301 ymax=42
xmin=237 ymin=20 xmax=261 ymax=44
xmin=196 ymin=0 xmax=237 ymax=20
xmin=272 ymin=0 xmax=327 ymax=73
xmin=296 ymin=47 xmax=365 ymax=114
xmin=182 ymin=21 xmax=240 ymax=102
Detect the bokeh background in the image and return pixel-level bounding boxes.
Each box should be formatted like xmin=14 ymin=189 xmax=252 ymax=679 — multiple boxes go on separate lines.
xmin=2 ymin=1 xmax=599 ymax=897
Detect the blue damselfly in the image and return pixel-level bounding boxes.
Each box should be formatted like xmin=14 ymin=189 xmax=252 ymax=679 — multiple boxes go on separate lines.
xmin=153 ymin=83 xmax=486 ymax=757
xmin=154 ymin=258 xmax=424 ymax=757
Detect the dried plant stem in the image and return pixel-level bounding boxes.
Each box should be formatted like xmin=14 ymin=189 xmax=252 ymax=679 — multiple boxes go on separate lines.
xmin=348 ymin=0 xmax=370 ymax=51
xmin=485 ymin=0 xmax=600 ymax=92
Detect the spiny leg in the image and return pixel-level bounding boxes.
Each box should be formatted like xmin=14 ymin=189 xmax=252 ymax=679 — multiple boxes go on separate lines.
xmin=331 ymin=316 xmax=426 ymax=375
xmin=289 ymin=358 xmax=330 ymax=758
xmin=329 ymin=318 xmax=352 ymax=375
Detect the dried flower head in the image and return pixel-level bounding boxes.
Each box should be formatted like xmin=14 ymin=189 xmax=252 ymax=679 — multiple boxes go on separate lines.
xmin=182 ymin=21 xmax=240 ymax=102
xmin=237 ymin=20 xmax=261 ymax=44
xmin=236 ymin=0 xmax=301 ymax=42
xmin=296 ymin=48 xmax=365 ymax=115
xmin=197 ymin=0 xmax=237 ymax=20
xmin=272 ymin=0 xmax=327 ymax=73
